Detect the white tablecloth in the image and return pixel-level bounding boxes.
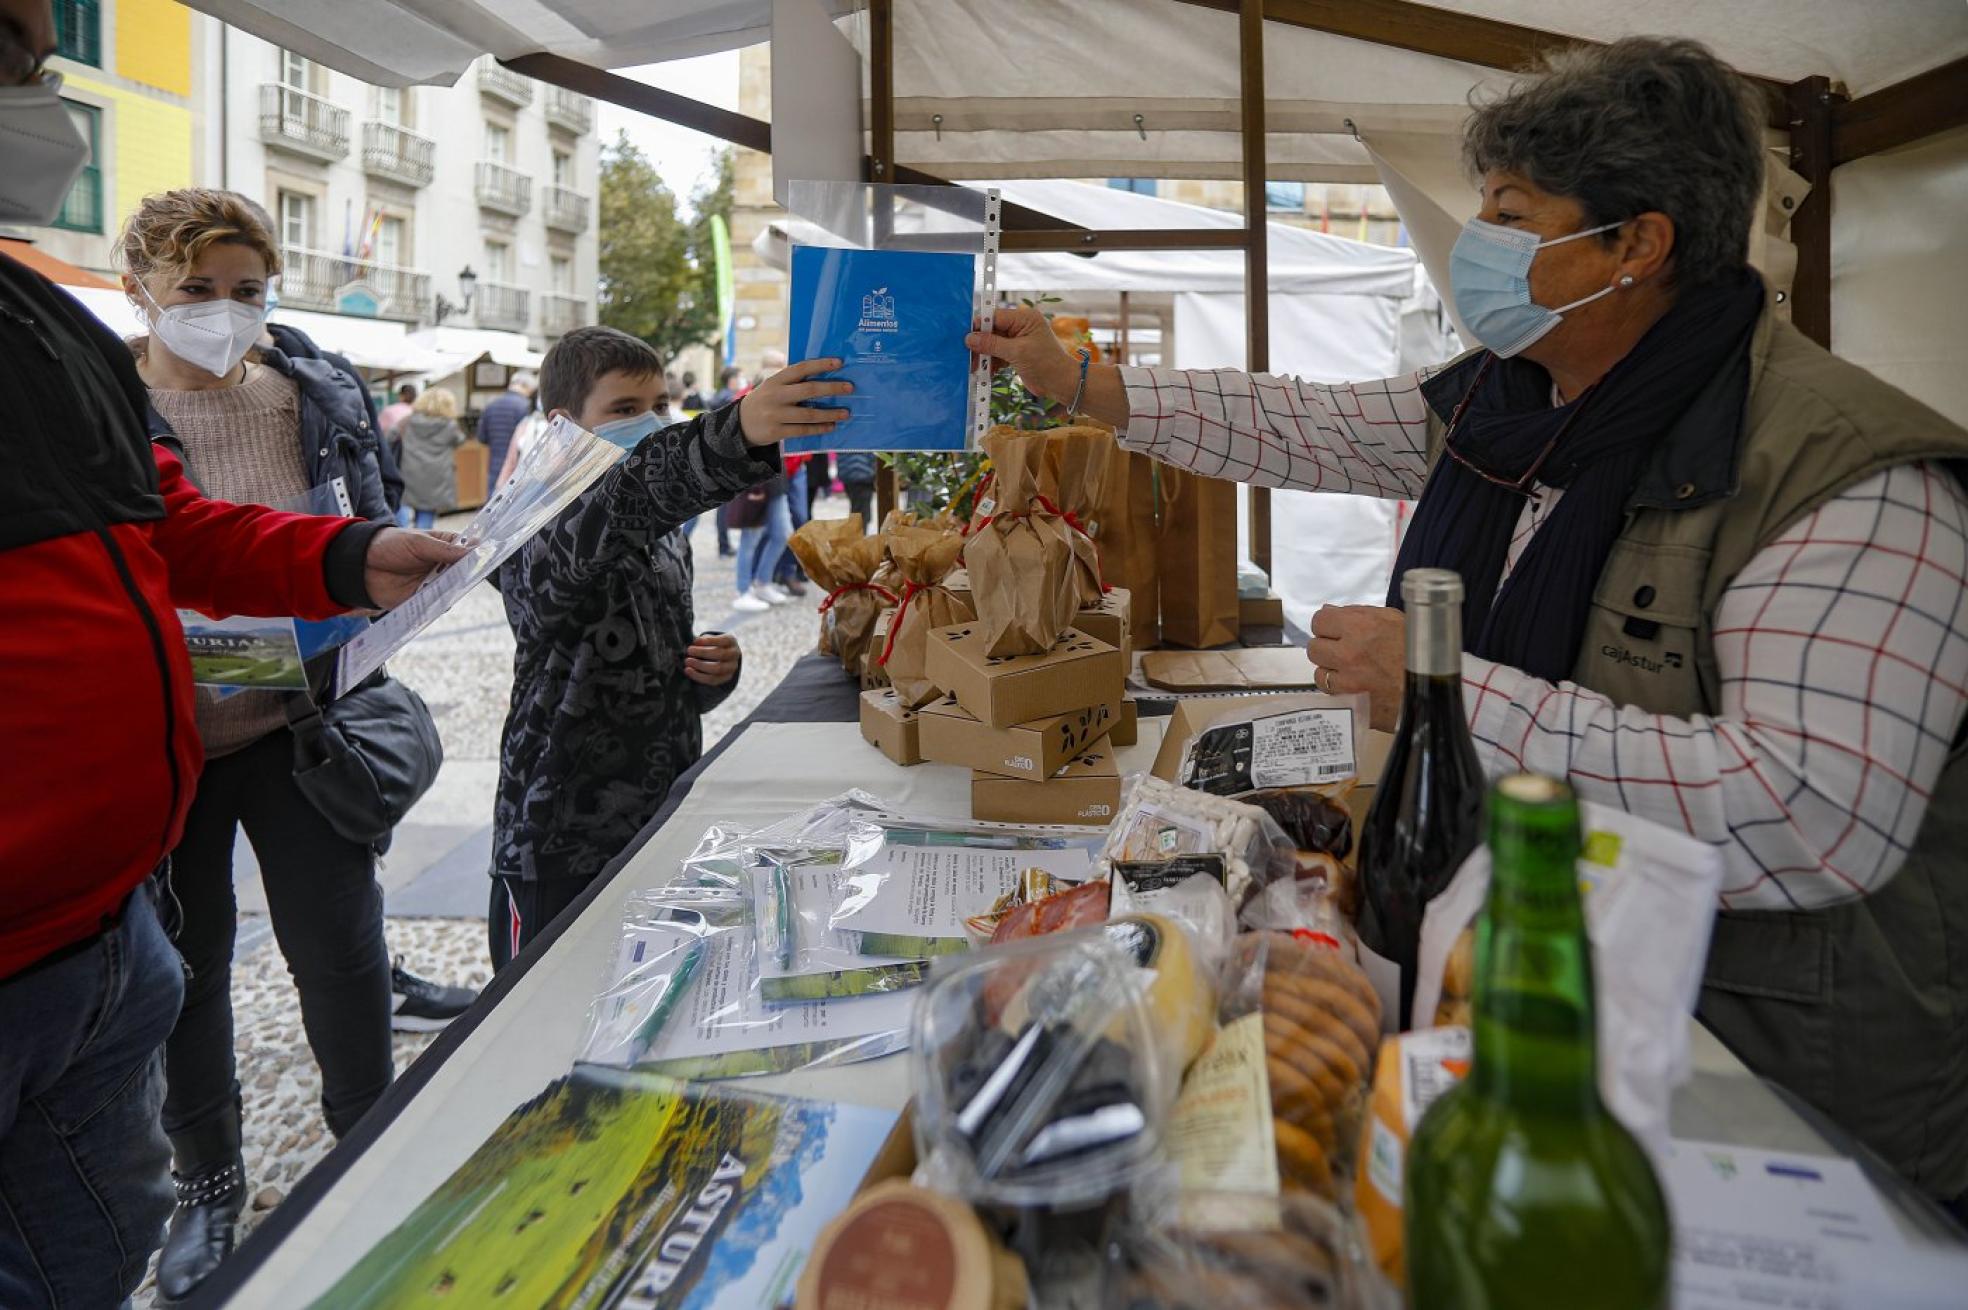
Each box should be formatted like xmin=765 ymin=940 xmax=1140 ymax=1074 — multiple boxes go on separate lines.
xmin=216 ymin=718 xmax=1964 ymax=1306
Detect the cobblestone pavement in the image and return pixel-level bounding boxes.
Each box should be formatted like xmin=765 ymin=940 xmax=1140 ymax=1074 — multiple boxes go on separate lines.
xmin=133 ymin=501 xmax=847 ymax=1306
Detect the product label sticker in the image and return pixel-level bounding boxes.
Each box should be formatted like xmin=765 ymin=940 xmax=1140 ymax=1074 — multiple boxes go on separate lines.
xmin=1366 ymin=1116 xmax=1404 ymax=1206
xmin=1181 ymin=707 xmax=1358 ymax=796
xmin=1401 ymin=1026 xmax=1473 ymax=1129
xmin=1113 ymin=854 xmax=1229 ymax=895
xmin=1169 ymin=1013 xmax=1281 ymax=1229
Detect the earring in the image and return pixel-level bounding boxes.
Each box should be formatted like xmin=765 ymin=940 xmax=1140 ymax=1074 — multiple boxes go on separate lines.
xmin=1619 ymin=275 xmax=1635 ymax=288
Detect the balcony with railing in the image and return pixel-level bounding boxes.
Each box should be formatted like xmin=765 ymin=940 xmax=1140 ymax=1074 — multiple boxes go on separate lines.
xmin=542 ymin=186 xmax=591 ymax=234
xmin=362 ymin=121 xmax=435 ymax=188
xmin=477 ymin=61 xmax=534 ymax=107
xmin=544 ymin=87 xmax=595 ymax=135
xmin=474 ymin=281 xmax=530 ymax=332
xmin=474 ymin=161 xmax=532 ymax=217
xmin=259 ymin=84 xmax=350 ymax=162
xmin=542 ymin=294 xmax=588 ymax=337
xmin=278 ymin=245 xmax=432 ymax=323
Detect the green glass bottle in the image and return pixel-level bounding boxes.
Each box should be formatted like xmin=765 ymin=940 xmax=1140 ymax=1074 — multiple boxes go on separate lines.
xmin=1404 ymin=773 xmax=1670 ymax=1310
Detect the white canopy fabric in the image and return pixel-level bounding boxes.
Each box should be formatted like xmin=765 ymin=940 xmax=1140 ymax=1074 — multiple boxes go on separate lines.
xmin=406 ymin=326 xmax=546 ymax=372
xmin=183 ymin=0 xmax=1968 ymax=424
xmin=56 ymin=286 xmax=450 ymax=374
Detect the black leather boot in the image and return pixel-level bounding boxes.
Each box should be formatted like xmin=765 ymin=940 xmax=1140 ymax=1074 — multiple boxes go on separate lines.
xmin=155 ymin=1102 xmax=245 ymax=1306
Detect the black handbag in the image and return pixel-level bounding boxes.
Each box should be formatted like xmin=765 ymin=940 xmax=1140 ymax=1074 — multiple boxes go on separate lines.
xmin=286 ymin=674 xmax=443 ymax=849
xmin=727 ymin=484 xmax=770 ymax=529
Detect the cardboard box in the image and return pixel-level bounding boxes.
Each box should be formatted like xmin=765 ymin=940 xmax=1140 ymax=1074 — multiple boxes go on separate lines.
xmin=1074 ymin=587 xmax=1132 ymax=664
xmin=1239 ymin=593 xmax=1286 ymax=629
xmin=918 ymin=692 xmax=1120 ymax=781
xmin=452 ymin=440 xmax=489 ymax=511
xmin=1140 ymin=647 xmax=1320 ymax=693
xmin=924 ymin=624 xmax=1124 ymax=729
xmin=1112 ymin=695 xmax=1139 ymax=748
xmin=972 ymin=740 xmax=1122 ymax=825
xmin=860 ymin=689 xmax=923 ymax=766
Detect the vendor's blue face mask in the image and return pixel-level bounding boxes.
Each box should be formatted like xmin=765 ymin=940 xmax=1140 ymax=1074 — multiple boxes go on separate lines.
xmin=594 ymin=411 xmax=659 ymax=451
xmin=1450 ymin=217 xmax=1623 ymax=358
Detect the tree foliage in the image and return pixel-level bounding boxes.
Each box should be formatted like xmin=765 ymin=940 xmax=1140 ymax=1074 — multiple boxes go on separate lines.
xmin=596 ymin=133 xmax=731 ymax=364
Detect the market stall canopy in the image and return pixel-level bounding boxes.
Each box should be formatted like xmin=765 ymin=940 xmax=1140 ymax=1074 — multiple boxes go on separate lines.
xmin=406 ymin=326 xmax=545 ymax=373
xmin=1 ymin=239 xmax=116 ymax=289
xmin=756 ymin=178 xmax=1416 ymax=298
xmin=181 ymin=0 xmax=853 ymax=86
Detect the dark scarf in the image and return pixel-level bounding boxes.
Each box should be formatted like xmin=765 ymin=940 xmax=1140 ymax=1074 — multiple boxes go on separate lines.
xmin=1389 ymin=270 xmax=1764 ymax=681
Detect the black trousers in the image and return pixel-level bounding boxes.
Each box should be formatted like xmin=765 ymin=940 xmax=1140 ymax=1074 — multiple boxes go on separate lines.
xmin=165 ymin=728 xmax=394 ymax=1142
xmin=844 ymin=480 xmax=876 ymax=530
xmin=487 ymin=875 xmax=590 ymax=973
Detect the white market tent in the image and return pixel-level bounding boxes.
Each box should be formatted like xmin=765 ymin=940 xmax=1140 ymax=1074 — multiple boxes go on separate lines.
xmin=183 ymin=0 xmax=1968 ymax=614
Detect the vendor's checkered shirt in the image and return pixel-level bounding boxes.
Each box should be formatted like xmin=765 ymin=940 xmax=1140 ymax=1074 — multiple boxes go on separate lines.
xmin=1118 ymin=364 xmax=1968 ymax=911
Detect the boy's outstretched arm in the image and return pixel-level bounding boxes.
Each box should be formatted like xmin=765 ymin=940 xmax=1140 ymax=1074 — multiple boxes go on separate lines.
xmin=521 ymin=360 xmax=851 ymax=604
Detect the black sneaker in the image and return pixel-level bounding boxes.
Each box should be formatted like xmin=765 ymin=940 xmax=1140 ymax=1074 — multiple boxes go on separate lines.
xmin=390 ymin=960 xmax=477 ymax=1032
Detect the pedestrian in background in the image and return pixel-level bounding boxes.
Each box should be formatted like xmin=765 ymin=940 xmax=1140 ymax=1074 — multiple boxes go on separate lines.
xmin=837 ymin=450 xmax=879 ymax=529
xmin=682 ymin=369 xmax=706 ymax=410
xmin=710 ymin=366 xmax=747 ymax=409
xmin=397 ymin=388 xmax=466 ymax=528
xmin=477 ymin=370 xmax=535 ymax=496
xmin=731 ymin=471 xmax=794 ymax=612
xmin=378 ymin=383 xmax=416 ymax=437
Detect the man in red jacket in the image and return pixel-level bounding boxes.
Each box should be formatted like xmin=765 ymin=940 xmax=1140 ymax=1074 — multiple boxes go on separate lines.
xmin=0 ymin=7 xmax=466 ymax=1302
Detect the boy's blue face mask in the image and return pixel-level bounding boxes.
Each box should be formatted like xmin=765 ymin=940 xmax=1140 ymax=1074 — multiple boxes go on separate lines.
xmin=593 ymin=410 xmax=660 ymax=451
xmin=1449 ymin=216 xmax=1623 ymax=358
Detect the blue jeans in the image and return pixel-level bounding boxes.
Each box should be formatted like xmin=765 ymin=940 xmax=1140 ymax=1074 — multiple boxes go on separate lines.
xmin=0 ymin=887 xmax=184 ymax=1308
xmin=775 ymin=466 xmax=810 ymax=584
xmin=395 ymin=505 xmax=437 ymax=530
xmin=735 ymin=491 xmax=793 ymax=594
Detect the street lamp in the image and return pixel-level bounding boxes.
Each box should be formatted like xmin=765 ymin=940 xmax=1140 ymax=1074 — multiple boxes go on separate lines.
xmin=433 ymin=265 xmax=480 ymax=326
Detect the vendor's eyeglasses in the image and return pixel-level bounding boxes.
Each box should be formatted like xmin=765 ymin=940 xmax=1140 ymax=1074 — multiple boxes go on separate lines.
xmin=1440 ymin=354 xmax=1599 ymax=496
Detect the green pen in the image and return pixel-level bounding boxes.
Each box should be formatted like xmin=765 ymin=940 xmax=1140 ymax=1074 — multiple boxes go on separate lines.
xmin=773 ymin=858 xmax=798 ymax=973
xmin=627 ymin=910 xmax=708 ymax=1065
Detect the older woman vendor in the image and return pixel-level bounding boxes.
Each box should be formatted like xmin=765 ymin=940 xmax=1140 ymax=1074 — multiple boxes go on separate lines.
xmin=972 ymin=37 xmax=1968 ymax=1209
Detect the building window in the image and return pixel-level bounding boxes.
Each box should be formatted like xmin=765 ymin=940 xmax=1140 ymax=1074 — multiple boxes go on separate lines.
xmin=1107 ymin=178 xmax=1156 ymax=196
xmin=551 ymin=149 xmax=572 ymax=189
xmin=550 ymin=254 xmax=572 ymax=294
xmin=278 ymin=190 xmax=314 ymax=250
xmin=54 ymin=0 xmax=101 ymax=67
xmin=483 ymin=121 xmax=511 ymax=164
xmin=52 ymin=99 xmax=101 ymax=232
xmin=374 ymin=87 xmax=406 ymax=127
xmin=1264 ymin=181 xmax=1306 ymax=212
xmin=483 ymin=239 xmax=512 ymax=283
xmin=375 ymin=215 xmax=406 ymax=267
xmin=279 ymin=48 xmax=310 ymax=91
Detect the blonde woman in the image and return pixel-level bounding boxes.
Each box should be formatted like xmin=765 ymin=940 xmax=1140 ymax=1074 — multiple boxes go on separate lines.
xmin=121 ymin=188 xmax=474 ymax=1301
xmin=395 ymin=386 xmax=466 ymax=528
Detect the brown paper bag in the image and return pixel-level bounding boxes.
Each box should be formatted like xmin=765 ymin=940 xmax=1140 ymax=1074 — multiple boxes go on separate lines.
xmin=790 ymin=516 xmax=897 ymax=677
xmin=1156 ymin=467 xmax=1240 ymax=648
xmin=966 ymin=428 xmax=1104 ymax=658
xmin=877 ymin=524 xmax=975 ymax=708
xmin=1084 ymin=448 xmax=1164 ymax=648
xmin=788 ymin=516 xmax=863 ymax=659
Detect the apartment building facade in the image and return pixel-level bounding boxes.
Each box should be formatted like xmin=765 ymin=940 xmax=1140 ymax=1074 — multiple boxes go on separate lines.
xmin=16 ymin=0 xmax=200 ymax=275
xmin=198 ymin=26 xmax=601 ymax=347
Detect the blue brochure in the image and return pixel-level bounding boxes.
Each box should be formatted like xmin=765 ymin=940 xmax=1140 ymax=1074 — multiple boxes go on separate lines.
xmin=784 ymin=244 xmax=974 ymax=452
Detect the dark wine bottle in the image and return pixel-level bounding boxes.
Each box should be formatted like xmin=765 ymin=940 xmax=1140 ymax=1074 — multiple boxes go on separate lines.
xmin=1356 ymin=567 xmax=1486 ymax=1028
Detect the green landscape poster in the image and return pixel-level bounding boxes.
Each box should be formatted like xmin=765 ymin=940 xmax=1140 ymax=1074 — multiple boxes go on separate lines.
xmin=309 ymin=1070 xmax=898 ymax=1309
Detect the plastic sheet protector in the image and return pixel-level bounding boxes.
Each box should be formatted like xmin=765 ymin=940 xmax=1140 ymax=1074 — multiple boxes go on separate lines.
xmin=335 ymin=415 xmax=625 ymax=693
xmin=782 ymin=180 xmax=1000 ymax=453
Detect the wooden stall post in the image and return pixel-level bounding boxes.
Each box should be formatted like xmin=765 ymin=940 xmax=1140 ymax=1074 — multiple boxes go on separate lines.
xmin=1784 ymin=75 xmax=1840 ymax=348
xmin=1241 ymin=0 xmax=1273 ymax=584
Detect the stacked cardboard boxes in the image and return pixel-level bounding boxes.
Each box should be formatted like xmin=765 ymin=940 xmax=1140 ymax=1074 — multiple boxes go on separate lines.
xmin=923 ymin=624 xmax=1128 ymax=824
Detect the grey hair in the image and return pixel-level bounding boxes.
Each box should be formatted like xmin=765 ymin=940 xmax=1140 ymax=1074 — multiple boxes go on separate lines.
xmin=1462 ymin=37 xmax=1766 ymax=287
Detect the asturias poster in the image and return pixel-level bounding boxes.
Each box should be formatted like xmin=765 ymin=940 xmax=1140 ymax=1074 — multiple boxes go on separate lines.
xmin=308 ymin=1070 xmax=898 ymax=1309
